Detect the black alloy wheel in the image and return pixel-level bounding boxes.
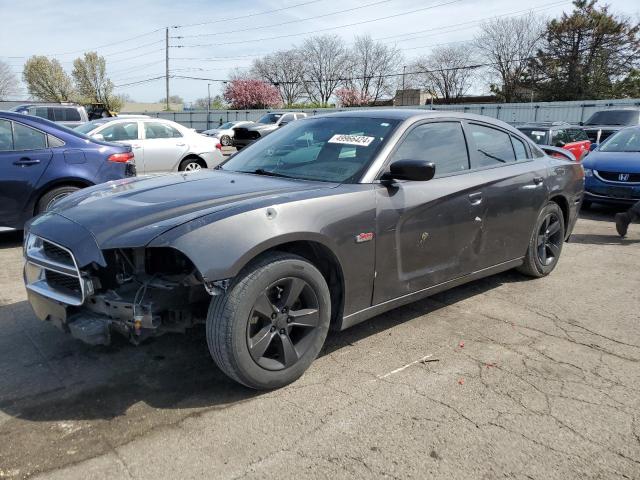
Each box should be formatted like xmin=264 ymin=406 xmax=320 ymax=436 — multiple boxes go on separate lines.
xmin=220 ymin=135 xmax=232 ymax=146
xmin=247 ymin=277 xmax=320 ymax=371
xmin=536 ymin=212 xmax=563 ymax=266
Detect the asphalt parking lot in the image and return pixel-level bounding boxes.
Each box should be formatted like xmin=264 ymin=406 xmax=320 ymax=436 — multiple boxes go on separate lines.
xmin=0 ymin=208 xmax=639 ymax=480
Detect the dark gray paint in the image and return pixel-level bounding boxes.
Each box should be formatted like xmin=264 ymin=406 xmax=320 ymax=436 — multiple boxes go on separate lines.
xmin=25 ymin=110 xmax=584 ymax=331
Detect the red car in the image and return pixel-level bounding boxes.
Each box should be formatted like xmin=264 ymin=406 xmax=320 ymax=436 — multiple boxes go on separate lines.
xmin=517 ymin=122 xmax=591 ymax=161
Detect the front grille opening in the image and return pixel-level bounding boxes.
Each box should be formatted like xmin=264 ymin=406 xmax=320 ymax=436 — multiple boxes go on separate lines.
xmin=43 ymin=241 xmax=73 ymax=265
xmin=45 ymin=270 xmax=81 ymax=294
xmin=597 ymin=171 xmax=640 ymax=183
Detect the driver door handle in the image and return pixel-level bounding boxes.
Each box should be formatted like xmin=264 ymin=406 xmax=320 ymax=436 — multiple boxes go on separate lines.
xmin=13 ymin=157 xmax=40 ymax=166
xmin=468 ymin=192 xmax=483 ymax=205
xmin=175 ymin=143 xmax=186 ymax=146
xmin=533 ymin=176 xmax=544 ymax=185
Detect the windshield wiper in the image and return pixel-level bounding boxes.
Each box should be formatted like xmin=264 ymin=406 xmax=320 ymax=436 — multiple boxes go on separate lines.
xmin=244 ymin=168 xmax=295 ymax=179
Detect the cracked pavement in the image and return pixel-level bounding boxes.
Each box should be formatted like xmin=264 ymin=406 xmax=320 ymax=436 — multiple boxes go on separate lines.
xmin=0 ymin=208 xmax=638 ymax=479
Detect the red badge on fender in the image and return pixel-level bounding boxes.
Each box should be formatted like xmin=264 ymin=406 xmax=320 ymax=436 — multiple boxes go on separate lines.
xmin=355 ymin=232 xmax=374 ymax=243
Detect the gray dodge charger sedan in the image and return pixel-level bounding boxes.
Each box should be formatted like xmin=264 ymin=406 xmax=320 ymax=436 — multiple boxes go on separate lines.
xmin=23 ymin=110 xmax=584 ymax=389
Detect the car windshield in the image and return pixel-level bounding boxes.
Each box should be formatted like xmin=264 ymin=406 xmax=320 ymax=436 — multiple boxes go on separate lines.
xmin=219 ymin=122 xmax=234 ymax=129
xmin=598 ymin=128 xmax=640 ymax=152
xmin=257 ymin=113 xmax=282 ymax=124
xmin=518 ymin=128 xmax=548 ymax=145
xmin=75 ymin=119 xmax=109 ymax=134
xmin=221 ymin=116 xmax=400 ymax=183
xmin=584 ymin=110 xmax=639 ymax=126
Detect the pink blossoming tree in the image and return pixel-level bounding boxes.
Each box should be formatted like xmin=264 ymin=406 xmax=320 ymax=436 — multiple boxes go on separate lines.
xmin=223 ymin=79 xmax=282 ymax=109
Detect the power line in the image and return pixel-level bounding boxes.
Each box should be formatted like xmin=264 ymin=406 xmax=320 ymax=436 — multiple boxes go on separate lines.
xmin=171 ymin=0 xmax=325 ymax=29
xmin=114 ymin=76 xmax=166 ymax=88
xmin=174 ymin=0 xmax=464 ymax=48
xmin=175 ymin=0 xmax=393 ymax=39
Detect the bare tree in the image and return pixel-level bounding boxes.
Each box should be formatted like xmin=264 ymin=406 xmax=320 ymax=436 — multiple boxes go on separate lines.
xmin=474 ymin=13 xmax=545 ymax=102
xmin=22 ymin=56 xmax=75 ymax=102
xmin=299 ymin=35 xmax=349 ymax=106
xmin=410 ymin=44 xmax=476 ymax=100
xmin=251 ymin=49 xmax=307 ymax=107
xmin=73 ymin=52 xmax=122 ymax=111
xmin=0 ymin=61 xmax=19 ymax=99
xmin=345 ymin=35 xmax=403 ymax=103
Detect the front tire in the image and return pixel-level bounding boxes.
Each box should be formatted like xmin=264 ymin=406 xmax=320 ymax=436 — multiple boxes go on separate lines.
xmin=518 ymin=202 xmax=565 ymax=278
xmin=206 ymin=252 xmax=331 ymax=390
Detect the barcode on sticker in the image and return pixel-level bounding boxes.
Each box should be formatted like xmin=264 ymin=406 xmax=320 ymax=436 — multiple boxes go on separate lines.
xmin=328 ymin=134 xmax=375 ymax=147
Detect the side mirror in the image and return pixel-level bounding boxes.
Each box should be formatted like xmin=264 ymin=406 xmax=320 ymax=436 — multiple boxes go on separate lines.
xmin=579 ymin=121 xmax=584 ymax=126
xmin=381 ymin=159 xmax=436 ymax=182
xmin=278 ymin=122 xmax=288 ymax=127
xmin=589 ymin=143 xmax=598 ymax=151
xmin=555 ymin=140 xmax=566 ymax=147
xmin=92 ymin=133 xmax=105 ymax=141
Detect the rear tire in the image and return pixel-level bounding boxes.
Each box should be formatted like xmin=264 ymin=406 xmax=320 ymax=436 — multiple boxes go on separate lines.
xmin=206 ymin=252 xmax=331 ymax=390
xmin=36 ymin=186 xmax=80 ymax=214
xmin=220 ymin=135 xmax=232 ymax=146
xmin=518 ymin=202 xmax=565 ymax=278
xmin=179 ymin=157 xmax=205 ymax=172
xmin=581 ymin=200 xmax=591 ymax=210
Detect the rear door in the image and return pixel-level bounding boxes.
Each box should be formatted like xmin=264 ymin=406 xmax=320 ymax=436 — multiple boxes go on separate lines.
xmin=0 ymin=120 xmax=53 ymax=228
xmin=464 ymin=122 xmax=548 ymax=269
xmin=373 ymin=120 xmax=484 ymax=304
xmin=141 ymin=121 xmax=189 ymax=173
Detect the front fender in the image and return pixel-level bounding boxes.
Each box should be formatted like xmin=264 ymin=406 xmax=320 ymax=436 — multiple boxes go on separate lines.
xmin=148 ymin=184 xmax=378 ymax=316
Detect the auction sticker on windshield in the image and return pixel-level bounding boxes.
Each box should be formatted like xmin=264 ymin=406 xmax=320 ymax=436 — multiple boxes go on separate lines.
xmin=328 ymin=134 xmax=375 ymax=147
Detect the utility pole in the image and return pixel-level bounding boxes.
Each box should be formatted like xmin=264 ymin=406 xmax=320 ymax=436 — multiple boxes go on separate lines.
xmin=207 ymin=83 xmax=211 ymax=130
xmin=401 ymin=65 xmax=406 ymax=106
xmin=165 ymin=27 xmax=170 ymax=111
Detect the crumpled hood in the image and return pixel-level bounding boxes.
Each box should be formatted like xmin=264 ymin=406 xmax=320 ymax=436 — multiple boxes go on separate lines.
xmin=41 ymin=170 xmax=334 ymax=249
xmin=583 ymin=151 xmax=640 ymax=173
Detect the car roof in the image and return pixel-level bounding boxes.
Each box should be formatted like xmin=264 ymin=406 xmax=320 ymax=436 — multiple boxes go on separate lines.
xmin=518 ymin=122 xmax=583 ymax=130
xmin=11 ymin=103 xmax=81 ymax=109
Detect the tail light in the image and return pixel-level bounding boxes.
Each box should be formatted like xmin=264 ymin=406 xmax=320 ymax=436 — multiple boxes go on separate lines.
xmin=215 ymin=143 xmax=222 ymax=151
xmin=108 ymin=152 xmax=135 ymax=163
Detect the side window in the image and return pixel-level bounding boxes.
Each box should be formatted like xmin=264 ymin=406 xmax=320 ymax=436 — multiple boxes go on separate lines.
xmin=52 ymin=108 xmax=67 ymax=122
xmin=551 ymin=129 xmax=569 ymax=146
xmin=100 ymin=122 xmax=139 ymax=141
xmin=389 ymin=122 xmax=470 ymax=176
xmin=0 ymin=120 xmax=13 ymax=151
xmin=467 ymin=123 xmax=516 ymax=167
xmin=47 ymin=134 xmax=65 ymax=148
xmin=570 ymin=129 xmax=588 ymax=142
xmin=65 ymin=108 xmax=82 ymax=122
xmin=511 ymin=136 xmax=528 ymax=160
xmin=144 ymin=122 xmax=182 ymax=139
xmin=13 ymin=123 xmax=47 ymax=150
xmin=280 ymin=114 xmax=295 ymax=124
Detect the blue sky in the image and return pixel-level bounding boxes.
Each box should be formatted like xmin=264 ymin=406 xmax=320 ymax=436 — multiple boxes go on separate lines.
xmin=1 ymin=0 xmax=638 ymax=104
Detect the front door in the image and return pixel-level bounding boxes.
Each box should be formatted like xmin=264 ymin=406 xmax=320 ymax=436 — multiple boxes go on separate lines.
xmin=0 ymin=119 xmax=53 ymax=228
xmin=373 ymin=121 xmax=484 ymax=304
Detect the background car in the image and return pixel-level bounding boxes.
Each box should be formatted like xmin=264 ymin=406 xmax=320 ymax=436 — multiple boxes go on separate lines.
xmin=75 ymin=117 xmax=224 ymax=173
xmin=10 ymin=103 xmax=89 ymax=128
xmin=582 ymin=126 xmax=640 ymax=208
xmin=202 ymin=120 xmax=254 ymax=146
xmin=0 ymin=111 xmax=135 ymax=229
xmin=233 ymin=112 xmax=307 ymax=149
xmin=581 ymin=108 xmax=640 ymax=144
xmin=517 ymin=122 xmax=590 ymax=161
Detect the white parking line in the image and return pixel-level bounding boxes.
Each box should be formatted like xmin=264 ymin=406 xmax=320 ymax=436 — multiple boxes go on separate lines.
xmin=378 ymin=354 xmax=433 ymax=379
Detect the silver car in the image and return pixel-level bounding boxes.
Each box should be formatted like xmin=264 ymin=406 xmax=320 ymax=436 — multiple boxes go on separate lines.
xmin=76 ymin=118 xmax=225 ymax=173
xmin=10 ymin=103 xmax=89 ymax=128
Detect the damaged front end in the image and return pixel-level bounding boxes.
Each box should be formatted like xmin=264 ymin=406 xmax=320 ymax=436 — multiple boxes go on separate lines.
xmin=24 ymin=233 xmax=216 ymax=346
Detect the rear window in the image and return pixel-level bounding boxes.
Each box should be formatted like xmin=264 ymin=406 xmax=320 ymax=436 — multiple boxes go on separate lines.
xmin=585 ymin=110 xmax=640 ymax=126
xmin=518 ymin=128 xmax=548 ymax=145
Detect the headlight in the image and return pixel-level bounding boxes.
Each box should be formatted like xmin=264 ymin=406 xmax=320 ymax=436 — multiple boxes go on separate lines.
xmin=584 ymin=168 xmax=593 ymax=177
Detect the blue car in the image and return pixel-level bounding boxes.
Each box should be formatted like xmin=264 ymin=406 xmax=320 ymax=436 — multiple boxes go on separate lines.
xmin=582 ymin=126 xmax=640 ymax=208
xmin=0 ymin=111 xmax=136 ymax=229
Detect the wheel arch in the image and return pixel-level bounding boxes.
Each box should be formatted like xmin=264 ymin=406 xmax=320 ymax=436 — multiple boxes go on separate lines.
xmin=548 ymin=194 xmax=570 ymax=237
xmin=179 ymin=154 xmax=207 ymax=169
xmin=30 ymin=177 xmax=94 ymax=216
